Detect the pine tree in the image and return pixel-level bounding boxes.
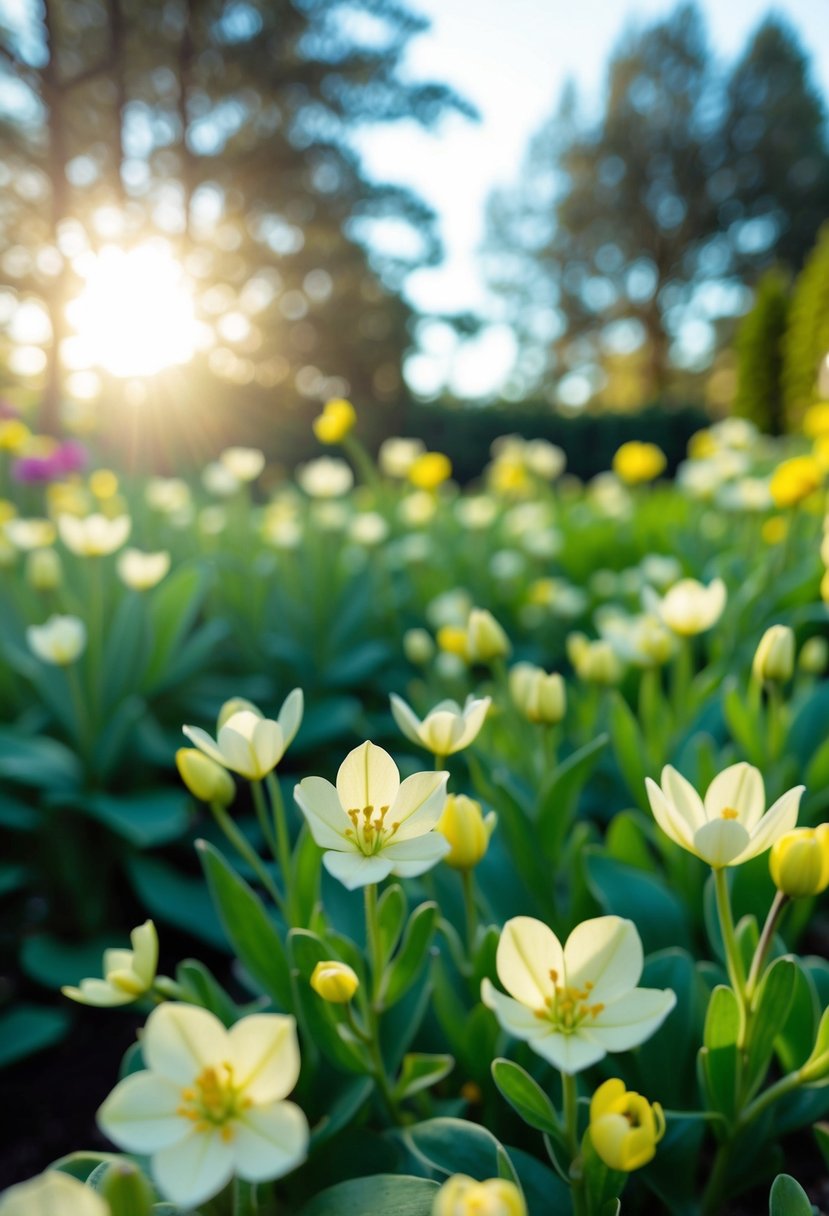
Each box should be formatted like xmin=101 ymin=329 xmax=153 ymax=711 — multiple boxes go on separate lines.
xmin=782 ymin=225 xmax=829 ymax=428
xmin=733 ymin=268 xmax=790 ymax=434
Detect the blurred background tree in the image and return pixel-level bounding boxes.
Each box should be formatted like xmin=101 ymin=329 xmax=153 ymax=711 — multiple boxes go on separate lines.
xmin=484 ymin=3 xmax=829 ymax=414
xmin=732 ymin=267 xmax=790 ymax=435
xmin=0 ymin=0 xmax=473 ymax=454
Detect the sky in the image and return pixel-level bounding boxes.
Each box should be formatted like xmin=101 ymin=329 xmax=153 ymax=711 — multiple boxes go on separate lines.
xmin=354 ymin=0 xmax=829 ymax=398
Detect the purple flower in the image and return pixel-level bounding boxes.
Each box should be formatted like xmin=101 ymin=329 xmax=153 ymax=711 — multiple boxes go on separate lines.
xmin=11 ymin=441 xmax=87 ymax=484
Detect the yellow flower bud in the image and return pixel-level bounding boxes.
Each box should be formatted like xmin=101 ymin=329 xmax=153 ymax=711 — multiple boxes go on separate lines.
xmin=769 ymin=826 xmax=829 ymax=898
xmin=612 ymin=441 xmax=666 ymax=486
xmin=762 ymin=515 xmax=788 ymax=546
xmin=804 ymin=402 xmax=829 ymax=439
xmin=752 ymin=625 xmax=795 ymax=684
xmin=25 ymin=547 xmax=62 ymax=592
xmin=437 ymin=624 xmax=469 ymax=660
xmin=89 ymin=468 xmax=119 ymax=499
xmin=99 ymin=1161 xmax=154 ymax=1216
xmin=313 ymin=398 xmax=356 ymax=445
xmin=175 ymin=748 xmax=236 ymax=806
xmin=432 ymin=1175 xmax=526 ymax=1216
xmin=437 ymin=795 xmax=496 ymax=870
xmin=509 ymin=663 xmax=566 ymax=724
xmin=310 ymin=960 xmax=360 ymax=1003
xmin=0 ymin=419 xmax=30 ymax=452
xmin=770 ymin=456 xmax=822 ymax=508
xmin=799 ymin=636 xmax=828 ymax=674
xmin=589 ymin=1078 xmax=665 ymax=1172
xmin=408 ymin=451 xmax=452 ymax=491
xmin=466 ymin=608 xmax=510 ymax=663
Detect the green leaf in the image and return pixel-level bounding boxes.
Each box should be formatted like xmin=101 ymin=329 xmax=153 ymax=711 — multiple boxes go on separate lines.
xmin=394 ymin=1053 xmax=454 ymax=1101
xmin=142 ymin=563 xmax=210 ymax=691
xmin=378 ymin=883 xmax=408 ymax=965
xmin=814 ymin=1122 xmax=829 ymax=1170
xmin=288 ymin=824 xmax=322 ymax=928
xmin=126 ymin=855 xmax=225 ymax=948
xmin=382 ymin=901 xmax=438 ymax=1008
xmin=608 ymin=692 xmax=650 ymax=808
xmin=300 ymin=1176 xmax=438 ymax=1216
xmin=21 ymin=933 xmax=113 ymax=990
xmin=402 ymin=1116 xmax=507 ymax=1179
xmin=700 ymin=985 xmax=741 ymax=1122
xmin=582 ymin=1131 xmax=627 ymax=1216
xmin=491 ymin=1057 xmax=559 ymax=1134
xmin=175 ymin=959 xmax=240 ymax=1026
xmin=776 ymin=965 xmax=819 ymax=1073
xmin=81 ymin=788 xmax=191 ymax=848
xmin=537 ymin=733 xmax=608 ymax=858
xmin=584 ymin=848 xmax=690 ymax=953
xmin=0 ymin=862 xmax=29 ymax=896
xmin=745 ymin=957 xmax=798 ymax=1096
xmin=197 ymin=840 xmax=292 ymax=1007
xmin=0 ymin=728 xmax=81 ymax=792
xmin=51 ymin=1153 xmax=123 ymax=1182
xmin=0 ymin=1003 xmax=70 ymax=1066
xmin=768 ymin=1174 xmax=814 ymax=1216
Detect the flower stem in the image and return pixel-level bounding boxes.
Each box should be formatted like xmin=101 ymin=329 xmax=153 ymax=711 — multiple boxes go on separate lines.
xmin=210 ymin=802 xmax=283 ymax=912
xmin=233 ymin=1178 xmax=258 ymax=1216
xmin=461 ymin=868 xmax=478 ymax=962
xmin=745 ymin=890 xmax=787 ymax=1003
xmin=364 ymin=883 xmax=383 ymax=1005
xmin=713 ymin=867 xmax=746 ymax=997
xmin=363 ymin=882 xmax=403 ymax=1123
xmin=265 ymin=772 xmax=293 ymax=900
xmin=251 ymin=780 xmax=279 ymax=864
xmin=561 ymin=1072 xmax=588 ymax=1216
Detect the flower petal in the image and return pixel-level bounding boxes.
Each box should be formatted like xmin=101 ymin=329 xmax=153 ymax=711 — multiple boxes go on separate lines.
xmin=389 ymin=694 xmax=424 ymax=747
xmin=693 ymin=818 xmax=751 ymax=867
xmin=252 ymin=718 xmax=285 ymax=773
xmin=384 ymin=832 xmax=450 ymax=877
xmin=233 ymin=1101 xmax=309 ymax=1181
xmin=645 ymin=778 xmax=696 ymax=850
xmin=660 ymin=766 xmax=707 ymax=832
xmin=62 ymin=978 xmax=134 ymax=1007
xmin=130 ymin=920 xmax=158 ymax=986
xmin=496 ymin=917 xmax=563 ymax=1006
xmin=97 ymin=1072 xmax=187 ymax=1153
xmin=588 ymin=987 xmax=677 ymax=1051
xmin=565 ymin=916 xmax=642 ymax=1004
xmin=322 ymin=850 xmax=394 ymax=890
xmin=143 ymin=1002 xmax=229 ymax=1085
xmin=336 ymin=741 xmax=400 ymax=813
xmin=152 ymin=1129 xmax=235 ymax=1208
xmin=278 ymin=688 xmax=304 ymax=749
xmin=531 ymin=1030 xmax=607 ymax=1075
xmin=389 ymin=770 xmax=448 ymax=840
xmin=294 ymin=777 xmax=348 ymax=848
xmin=480 ymin=978 xmax=551 ymax=1040
xmin=457 ymin=696 xmax=491 ymax=748
xmin=420 ymin=711 xmax=465 ymax=755
xmin=182 ymin=725 xmax=226 ymax=768
xmin=703 ymin=763 xmax=764 ymax=828
xmin=228 ymin=1015 xmax=300 ymax=1103
xmin=737 ymin=785 xmax=804 ymax=864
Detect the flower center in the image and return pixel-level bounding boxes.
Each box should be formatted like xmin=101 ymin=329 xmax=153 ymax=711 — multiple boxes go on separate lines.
xmin=534 ymin=969 xmax=605 ymax=1032
xmin=344 ymin=804 xmax=401 ymax=855
xmin=720 ymin=806 xmax=739 ymax=820
xmin=177 ymin=1063 xmax=251 ymax=1141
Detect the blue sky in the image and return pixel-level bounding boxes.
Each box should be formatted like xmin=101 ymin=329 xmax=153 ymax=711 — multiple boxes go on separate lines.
xmin=354 ymin=0 xmax=829 ymax=397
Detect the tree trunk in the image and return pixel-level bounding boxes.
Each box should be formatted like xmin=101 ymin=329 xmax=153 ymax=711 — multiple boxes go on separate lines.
xmin=40 ymin=0 xmax=69 ymax=436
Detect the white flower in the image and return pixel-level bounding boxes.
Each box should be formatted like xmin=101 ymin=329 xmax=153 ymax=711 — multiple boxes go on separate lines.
xmin=390 ymin=694 xmax=490 ymax=757
xmin=220 ymin=446 xmax=266 ymax=482
xmin=27 ymin=615 xmax=87 ymax=665
xmin=58 ymin=513 xmax=131 ymax=556
xmin=98 ymin=1004 xmax=308 ymax=1208
xmin=296 ymin=456 xmax=354 ymax=498
xmin=183 ymin=690 xmax=303 ymax=781
xmin=379 ymin=436 xmax=425 ymax=478
xmin=0 ymin=1172 xmax=107 ymax=1216
xmin=295 ymin=741 xmax=449 ymax=889
xmin=4 ymin=518 xmax=56 ymax=551
xmin=645 ymin=763 xmax=804 ymax=869
xmin=646 ymin=577 xmax=726 ymax=636
xmin=117 ymin=548 xmax=171 ymax=590
xmin=62 ymin=920 xmax=158 ymax=1006
xmin=482 ymin=916 xmax=675 ymax=1075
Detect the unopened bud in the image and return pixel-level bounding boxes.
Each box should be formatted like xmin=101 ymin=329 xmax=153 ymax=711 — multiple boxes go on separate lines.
xmin=176 ymin=748 xmax=235 ymax=806
xmin=752 ymin=625 xmax=795 ymax=683
xmin=310 ymin=960 xmax=360 ymax=1003
xmin=466 ymin=608 xmax=510 ymax=663
xmin=437 ymin=795 xmax=496 ymax=870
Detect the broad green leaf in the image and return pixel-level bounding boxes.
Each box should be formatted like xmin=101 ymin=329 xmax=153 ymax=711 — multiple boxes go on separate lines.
xmin=608 ymin=692 xmax=650 ymax=809
xmin=0 ymin=1003 xmax=70 ymax=1067
xmin=197 ymin=840 xmax=292 ymax=1006
xmin=142 ymin=563 xmax=210 ymax=691
xmin=700 ymin=985 xmax=741 ymax=1122
xmin=288 ymin=929 xmax=367 ymax=1073
xmin=382 ymin=901 xmax=438 ymax=1008
xmin=394 ymin=1053 xmax=454 ymax=1100
xmin=491 ymin=1058 xmax=559 ymax=1134
xmin=81 ymin=788 xmax=191 ymax=848
xmin=126 ymin=854 xmax=225 ymax=948
xmin=301 ymin=1176 xmax=438 ymax=1216
xmin=584 ymin=848 xmax=690 ymax=953
xmin=378 ymin=883 xmax=407 ymax=965
xmin=768 ymin=1174 xmax=814 ymax=1216
xmin=745 ymin=957 xmax=797 ymax=1096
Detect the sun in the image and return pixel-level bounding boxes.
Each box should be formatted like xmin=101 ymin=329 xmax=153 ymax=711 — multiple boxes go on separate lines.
xmin=65 ymin=240 xmax=201 ymax=378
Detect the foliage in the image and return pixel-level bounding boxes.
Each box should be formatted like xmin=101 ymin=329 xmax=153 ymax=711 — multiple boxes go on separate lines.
xmin=782 ymin=224 xmax=829 ymax=429
xmin=733 ymin=268 xmax=790 ymax=436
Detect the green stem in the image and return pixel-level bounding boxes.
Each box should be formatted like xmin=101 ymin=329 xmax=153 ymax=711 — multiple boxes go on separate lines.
xmin=210 ymin=802 xmax=283 ymax=912
xmin=740 ymin=1068 xmax=803 ymax=1126
xmin=362 ymin=882 xmax=403 ymax=1123
xmin=65 ymin=661 xmax=91 ymax=768
xmin=364 ymin=883 xmax=383 ymax=1005
xmin=265 ymin=772 xmax=293 ymax=899
xmin=745 ymin=891 xmax=787 ymax=1004
xmin=251 ymin=780 xmax=279 ymax=863
xmin=461 ymin=868 xmax=478 ymax=963
xmin=233 ymin=1177 xmax=258 ymax=1216
xmin=561 ymin=1072 xmax=588 ymax=1216
xmin=701 ymin=1138 xmax=733 ymax=1216
xmin=766 ymin=684 xmax=786 ymax=763
xmin=713 ymin=867 xmax=746 ymax=997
